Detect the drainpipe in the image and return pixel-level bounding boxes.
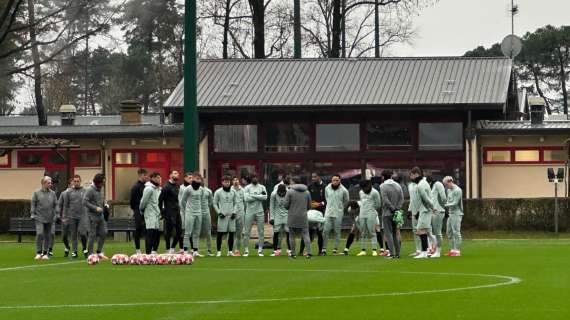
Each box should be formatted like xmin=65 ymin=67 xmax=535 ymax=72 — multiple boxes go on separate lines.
xmin=467 ymin=110 xmax=473 ymax=199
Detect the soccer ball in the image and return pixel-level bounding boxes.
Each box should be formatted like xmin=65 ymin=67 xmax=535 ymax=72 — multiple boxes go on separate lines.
xmin=148 ymin=254 xmax=158 ymax=265
xmin=112 ymin=254 xmax=129 ymax=265
xmin=138 ymin=254 xmax=149 ymax=265
xmin=156 ymin=254 xmax=166 ymax=265
xmin=129 ymin=254 xmax=139 ymax=265
xmin=87 ymin=254 xmax=99 ymax=265
xmin=183 ymin=254 xmax=193 ymax=265
xmin=176 ymin=253 xmax=193 ymax=265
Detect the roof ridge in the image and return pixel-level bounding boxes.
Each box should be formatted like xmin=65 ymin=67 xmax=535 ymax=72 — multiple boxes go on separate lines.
xmin=198 ymin=56 xmax=512 ymax=63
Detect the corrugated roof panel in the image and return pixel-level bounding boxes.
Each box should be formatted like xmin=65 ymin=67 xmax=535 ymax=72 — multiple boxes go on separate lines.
xmin=164 ymin=57 xmax=513 ymax=109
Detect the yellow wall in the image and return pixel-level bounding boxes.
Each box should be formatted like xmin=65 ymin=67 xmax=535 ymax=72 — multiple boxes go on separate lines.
xmin=480 ymin=134 xmax=569 ymax=198
xmin=0 ymin=169 xmax=46 ymax=199
xmin=199 ymin=135 xmax=209 ymax=187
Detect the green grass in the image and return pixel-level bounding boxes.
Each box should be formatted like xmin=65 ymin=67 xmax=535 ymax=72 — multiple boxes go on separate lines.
xmin=0 ymin=238 xmax=569 ymax=320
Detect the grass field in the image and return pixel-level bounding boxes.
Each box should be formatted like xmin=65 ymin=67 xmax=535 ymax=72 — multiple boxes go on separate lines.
xmin=0 ymin=237 xmax=569 ymax=320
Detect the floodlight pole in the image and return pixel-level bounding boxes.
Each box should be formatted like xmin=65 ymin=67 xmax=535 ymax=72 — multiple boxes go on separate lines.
xmin=184 ymin=0 xmax=198 ymax=173
xmin=293 ymin=0 xmax=301 ymax=58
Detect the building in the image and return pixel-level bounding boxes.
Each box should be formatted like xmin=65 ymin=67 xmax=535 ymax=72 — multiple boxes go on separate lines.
xmin=0 ymin=102 xmax=183 ymax=200
xmin=164 ymin=57 xmax=515 ymax=195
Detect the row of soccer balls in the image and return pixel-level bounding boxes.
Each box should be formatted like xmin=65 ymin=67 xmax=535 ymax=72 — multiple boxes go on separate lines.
xmin=87 ymin=253 xmax=194 ymax=266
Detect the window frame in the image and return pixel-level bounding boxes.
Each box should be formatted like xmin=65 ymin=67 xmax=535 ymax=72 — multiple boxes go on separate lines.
xmin=262 ymin=122 xmax=311 ymax=153
xmin=418 ymin=122 xmax=464 ymax=151
xmin=483 ymin=147 xmax=566 ymax=164
xmin=75 ymin=150 xmax=102 ymax=168
xmin=213 ymin=124 xmax=259 ymax=153
xmin=17 ymin=150 xmax=46 ymax=168
xmin=365 ymin=121 xmax=413 ymax=150
xmin=315 ymin=122 xmax=361 ymax=152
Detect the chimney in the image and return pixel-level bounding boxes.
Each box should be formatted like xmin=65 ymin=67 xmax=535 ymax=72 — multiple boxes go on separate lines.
xmin=59 ymin=104 xmax=77 ymax=126
xmin=120 ymin=100 xmax=142 ymax=125
xmin=528 ymin=96 xmax=546 ymax=125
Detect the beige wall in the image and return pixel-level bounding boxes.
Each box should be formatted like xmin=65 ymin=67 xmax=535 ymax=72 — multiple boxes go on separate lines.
xmin=199 ymin=135 xmax=209 ymax=187
xmin=482 ymin=165 xmax=565 ymax=198
xmin=0 ymin=169 xmax=45 ymax=199
xmin=480 ymin=134 xmax=569 ymax=198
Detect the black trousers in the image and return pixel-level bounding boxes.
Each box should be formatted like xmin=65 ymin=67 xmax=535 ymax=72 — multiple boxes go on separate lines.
xmin=133 ymin=211 xmax=146 ymax=251
xmin=164 ymin=214 xmax=183 ymax=250
xmin=300 ymin=226 xmax=323 ymax=254
xmin=145 ymin=229 xmax=160 ymax=254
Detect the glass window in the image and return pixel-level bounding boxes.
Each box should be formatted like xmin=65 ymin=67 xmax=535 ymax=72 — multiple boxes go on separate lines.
xmin=544 ymin=149 xmax=566 ymax=162
xmin=367 ymin=122 xmax=412 ymax=149
xmin=314 ymin=162 xmax=362 ymax=196
xmin=316 ymin=124 xmax=360 ymax=152
xmin=0 ymin=152 xmax=9 ymax=167
xmin=114 ymin=167 xmax=140 ymax=200
xmin=19 ymin=152 xmax=43 ymax=166
xmin=263 ymin=163 xmax=310 ymax=191
xmin=115 ymin=152 xmax=138 ymax=165
xmin=515 ymin=150 xmax=539 ymax=162
xmin=145 ymin=152 xmax=167 ymax=163
xmin=77 ymin=152 xmax=100 ymax=166
xmin=48 ymin=153 xmax=67 ymax=165
xmin=214 ymin=125 xmax=258 ymax=152
xmin=265 ymin=123 xmax=310 ymax=152
xmin=419 ymin=123 xmax=463 ymax=150
xmin=486 ymin=150 xmax=511 ymax=163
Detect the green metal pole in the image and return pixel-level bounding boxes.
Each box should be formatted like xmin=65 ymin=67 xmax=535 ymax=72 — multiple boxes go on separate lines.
xmin=293 ymin=0 xmax=301 ymax=58
xmin=184 ymin=0 xmax=198 ymax=173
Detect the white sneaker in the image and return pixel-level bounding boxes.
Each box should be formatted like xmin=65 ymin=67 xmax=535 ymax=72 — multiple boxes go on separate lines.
xmin=216 ymin=251 xmax=222 ymax=257
xmin=243 ymin=251 xmax=249 ymax=257
xmin=286 ymin=249 xmax=292 ymax=257
xmin=372 ymin=250 xmax=378 ymax=257
xmin=258 ymin=251 xmax=264 ymax=257
xmin=192 ymin=251 xmax=204 ymax=258
xmin=207 ymin=251 xmax=214 ymax=257
xmin=151 ymin=251 xmax=157 ymax=255
xmin=357 ymin=251 xmax=367 ymax=256
xmin=98 ymin=253 xmax=109 ymax=260
xmin=227 ymin=251 xmax=234 ymax=257
xmin=409 ymin=251 xmax=420 ymax=257
xmin=430 ymin=249 xmax=441 ymax=258
xmin=168 ymin=249 xmax=175 ymax=254
xmin=136 ymin=250 xmax=142 ymax=255
xmin=34 ymin=254 xmax=42 ymax=260
xmin=414 ymin=251 xmax=428 ymax=259
xmin=41 ymin=255 xmax=50 ymax=260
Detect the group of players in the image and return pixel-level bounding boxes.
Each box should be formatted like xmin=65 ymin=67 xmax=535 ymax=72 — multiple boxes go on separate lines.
xmin=30 ymin=165 xmax=463 ymax=261
xmin=127 ymin=166 xmax=463 ymax=260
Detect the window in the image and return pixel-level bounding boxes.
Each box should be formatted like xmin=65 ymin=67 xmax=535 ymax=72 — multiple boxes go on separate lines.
xmin=48 ymin=153 xmax=67 ymax=165
xmin=367 ymin=122 xmax=412 ymax=149
xmin=544 ymin=149 xmax=566 ymax=162
xmin=419 ymin=122 xmax=463 ymax=150
xmin=486 ymin=150 xmax=511 ymax=163
xmin=484 ymin=147 xmax=566 ymax=164
xmin=265 ymin=123 xmax=310 ymax=152
xmin=316 ymin=123 xmax=360 ymax=152
xmin=214 ymin=125 xmax=258 ymax=152
xmin=515 ymin=150 xmax=539 ymax=162
xmin=263 ymin=162 xmax=310 ymax=191
xmin=115 ymin=152 xmax=138 ymax=165
xmin=77 ymin=151 xmax=100 ymax=167
xmin=19 ymin=152 xmax=43 ymax=167
xmin=0 ymin=151 xmax=10 ymax=168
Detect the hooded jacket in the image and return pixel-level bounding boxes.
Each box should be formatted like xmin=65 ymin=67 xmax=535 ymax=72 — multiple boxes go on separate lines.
xmin=213 ymin=187 xmax=237 ymax=216
xmin=324 ymin=184 xmax=349 ymax=219
xmin=31 ymin=188 xmax=58 ymax=224
xmin=179 ymin=185 xmax=203 ymax=217
xmin=269 ymin=191 xmax=288 ymax=225
xmin=284 ymin=184 xmax=311 ymax=229
xmin=140 ymin=181 xmax=161 ymax=229
xmin=431 ymin=181 xmax=447 ymax=213
xmin=159 ymin=180 xmax=180 ymax=220
xmin=201 ymin=187 xmax=213 ymax=216
xmin=358 ymin=188 xmax=381 ymax=218
xmin=60 ymin=187 xmax=87 ymax=220
xmin=380 ymin=179 xmax=404 ymax=217
xmin=445 ymin=185 xmax=463 ymax=216
xmin=417 ymin=177 xmax=435 ymax=214
xmin=83 ymin=184 xmax=104 ymax=219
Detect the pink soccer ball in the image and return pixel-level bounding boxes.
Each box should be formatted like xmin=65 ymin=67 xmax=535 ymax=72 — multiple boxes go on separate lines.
xmin=183 ymin=254 xmax=193 ymax=265
xmin=87 ymin=254 xmax=99 ymax=265
xmin=148 ymin=255 xmax=158 ymax=265
xmin=129 ymin=254 xmax=139 ymax=265
xmin=156 ymin=254 xmax=166 ymax=265
xmin=168 ymin=254 xmax=179 ymax=265
xmin=138 ymin=254 xmax=149 ymax=265
xmin=112 ymin=254 xmax=129 ymax=265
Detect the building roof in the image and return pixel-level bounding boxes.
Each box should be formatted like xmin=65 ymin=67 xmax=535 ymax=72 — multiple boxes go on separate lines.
xmin=477 ymin=120 xmax=570 ymax=134
xmin=164 ymin=57 xmax=513 ymax=111
xmin=0 ymin=124 xmax=183 ymax=139
xmin=0 ymin=114 xmax=162 ymax=126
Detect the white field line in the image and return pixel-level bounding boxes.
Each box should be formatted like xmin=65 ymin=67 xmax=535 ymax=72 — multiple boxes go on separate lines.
xmin=0 ymin=269 xmax=521 ymax=310
xmin=0 ymin=261 xmax=82 ymax=272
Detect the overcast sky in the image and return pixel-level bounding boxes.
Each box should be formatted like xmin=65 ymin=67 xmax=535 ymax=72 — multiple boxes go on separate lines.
xmin=390 ymin=0 xmax=570 ymax=56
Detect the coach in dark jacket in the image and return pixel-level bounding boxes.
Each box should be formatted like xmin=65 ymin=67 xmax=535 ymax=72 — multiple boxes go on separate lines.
xmin=285 ymin=177 xmax=312 ymax=259
xmin=129 ymin=168 xmax=148 ymax=254
xmin=159 ymin=170 xmax=182 ymax=253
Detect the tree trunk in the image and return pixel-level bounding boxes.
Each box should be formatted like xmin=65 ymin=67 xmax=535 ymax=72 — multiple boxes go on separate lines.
xmin=222 ymin=0 xmax=231 ymax=59
xmin=531 ymin=66 xmax=552 ymax=114
xmin=330 ymin=0 xmax=342 ymax=58
xmin=374 ymin=0 xmax=380 ymax=58
xmin=249 ymin=0 xmax=265 ymax=58
xmin=27 ymin=0 xmax=46 ymax=125
xmin=560 ymin=62 xmax=568 ymax=115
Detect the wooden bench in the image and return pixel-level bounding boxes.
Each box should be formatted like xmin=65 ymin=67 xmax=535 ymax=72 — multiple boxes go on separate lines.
xmin=8 ymin=217 xmax=136 ymax=243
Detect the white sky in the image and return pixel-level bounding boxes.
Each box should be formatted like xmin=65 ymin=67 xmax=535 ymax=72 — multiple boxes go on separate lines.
xmin=390 ymin=0 xmax=570 ymax=56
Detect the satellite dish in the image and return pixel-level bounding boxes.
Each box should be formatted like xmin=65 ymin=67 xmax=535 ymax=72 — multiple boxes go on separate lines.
xmin=501 ymin=34 xmax=522 ymax=58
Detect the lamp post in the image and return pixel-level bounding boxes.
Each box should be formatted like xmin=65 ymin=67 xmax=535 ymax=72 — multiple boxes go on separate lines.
xmin=184 ymin=0 xmax=198 ymax=173
xmin=547 ymin=168 xmax=564 ymax=235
